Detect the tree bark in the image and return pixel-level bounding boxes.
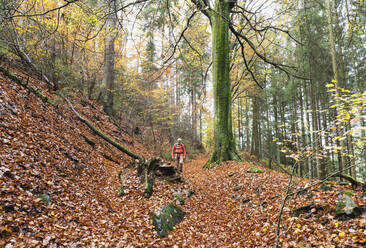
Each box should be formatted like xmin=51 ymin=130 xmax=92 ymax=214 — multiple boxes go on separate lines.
xmin=251 ymin=96 xmax=260 ymax=158
xmin=102 ymin=0 xmax=118 ymax=116
xmin=205 ymin=0 xmax=240 ymax=166
xmin=327 ymin=0 xmax=346 ymax=177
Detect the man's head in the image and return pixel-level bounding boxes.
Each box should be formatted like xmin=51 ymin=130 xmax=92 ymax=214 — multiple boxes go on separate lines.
xmin=177 ymin=138 xmax=182 ymax=144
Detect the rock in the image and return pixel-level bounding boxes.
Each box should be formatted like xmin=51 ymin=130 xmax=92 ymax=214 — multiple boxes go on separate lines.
xmin=291 ymin=204 xmax=314 ymax=217
xmin=321 ymin=182 xmax=333 ymax=192
xmin=297 ymin=187 xmax=308 ymax=195
xmin=182 ymin=189 xmax=194 ymax=198
xmin=38 ymin=193 xmax=50 ymax=204
xmin=162 ymin=175 xmax=182 ymax=184
xmin=239 ymin=199 xmax=250 ymax=206
xmin=234 ymin=185 xmax=242 ymax=191
xmin=232 ymin=195 xmax=242 ymax=201
xmin=259 ymin=201 xmax=267 ymax=207
xmin=336 ymin=195 xmax=357 ymax=216
xmin=150 ymin=202 xmax=184 ymax=237
xmin=247 ymin=168 xmax=263 ymax=173
xmin=291 ymin=204 xmax=325 ymax=218
xmin=3 ymin=204 xmax=15 ymax=213
xmin=255 ymin=186 xmax=262 ymax=195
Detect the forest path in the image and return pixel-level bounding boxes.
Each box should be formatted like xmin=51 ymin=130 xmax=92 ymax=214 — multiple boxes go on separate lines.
xmin=172 ymin=156 xmax=281 ymax=247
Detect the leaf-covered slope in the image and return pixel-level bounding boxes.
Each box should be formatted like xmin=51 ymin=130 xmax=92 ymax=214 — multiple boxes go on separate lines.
xmin=0 ymin=64 xmax=365 ymax=247
xmin=0 ymin=65 xmax=180 ymax=247
xmin=182 ymin=157 xmax=366 ymax=247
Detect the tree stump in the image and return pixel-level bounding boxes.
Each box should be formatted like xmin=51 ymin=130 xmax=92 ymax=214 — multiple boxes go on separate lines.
xmin=136 ymin=158 xmax=181 ymax=198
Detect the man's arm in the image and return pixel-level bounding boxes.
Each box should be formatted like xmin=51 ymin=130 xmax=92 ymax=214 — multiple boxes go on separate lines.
xmin=172 ymin=144 xmax=176 ymax=159
xmin=183 ymin=144 xmax=186 ymax=158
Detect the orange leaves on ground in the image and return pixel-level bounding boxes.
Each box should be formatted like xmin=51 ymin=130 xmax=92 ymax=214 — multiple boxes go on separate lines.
xmin=1 ymin=67 xmax=365 ymax=247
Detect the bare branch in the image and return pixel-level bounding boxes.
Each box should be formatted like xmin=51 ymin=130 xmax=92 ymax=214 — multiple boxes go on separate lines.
xmin=9 ymin=0 xmax=79 ymax=19
xmin=163 ymin=10 xmax=198 ymax=64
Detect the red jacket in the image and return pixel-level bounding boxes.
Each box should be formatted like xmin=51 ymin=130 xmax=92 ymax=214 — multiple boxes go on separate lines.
xmin=172 ymin=143 xmax=186 ymax=157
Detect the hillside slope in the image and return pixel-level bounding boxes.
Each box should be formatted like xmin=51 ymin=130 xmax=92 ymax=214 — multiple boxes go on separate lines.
xmin=1 ymin=63 xmax=365 ymax=247
xmin=0 ymin=63 xmax=182 ymax=247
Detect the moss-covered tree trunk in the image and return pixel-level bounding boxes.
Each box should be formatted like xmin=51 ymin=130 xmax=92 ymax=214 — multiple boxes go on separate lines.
xmin=206 ymin=0 xmax=240 ymax=166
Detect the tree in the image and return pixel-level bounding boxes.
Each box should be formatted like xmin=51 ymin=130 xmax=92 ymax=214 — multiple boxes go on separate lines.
xmin=101 ymin=0 xmax=119 ymax=116
xmin=200 ymin=0 xmax=240 ymax=165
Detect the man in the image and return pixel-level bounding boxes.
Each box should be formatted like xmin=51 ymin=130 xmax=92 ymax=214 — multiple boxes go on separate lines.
xmin=172 ymin=138 xmax=186 ymax=173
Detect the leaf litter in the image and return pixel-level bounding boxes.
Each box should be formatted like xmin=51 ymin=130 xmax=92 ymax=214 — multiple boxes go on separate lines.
xmin=0 ymin=66 xmax=365 ymax=247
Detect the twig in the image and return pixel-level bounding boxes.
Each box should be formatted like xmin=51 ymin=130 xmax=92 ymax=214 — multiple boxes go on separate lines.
xmin=274 ymin=162 xmax=298 ymax=248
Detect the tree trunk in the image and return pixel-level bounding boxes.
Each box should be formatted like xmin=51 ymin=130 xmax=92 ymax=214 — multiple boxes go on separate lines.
xmin=238 ymin=98 xmax=242 ymax=150
xmin=191 ymin=83 xmax=197 ymax=140
xmin=205 ymin=0 xmax=240 ymax=166
xmin=102 ymin=0 xmax=117 ymax=116
xmin=327 ymin=0 xmax=346 ymax=177
xmin=266 ymin=103 xmax=273 ymax=169
xmin=299 ymin=85 xmax=306 ymax=177
xmin=245 ymin=96 xmax=250 ymax=150
xmin=273 ymin=94 xmax=281 ymax=166
xmin=251 ymin=96 xmax=260 ymax=158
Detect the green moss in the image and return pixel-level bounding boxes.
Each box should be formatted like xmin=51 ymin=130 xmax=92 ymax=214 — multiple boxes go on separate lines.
xmin=150 ymin=202 xmax=184 ymax=237
xmin=143 ymin=176 xmax=154 ymax=198
xmin=343 ymin=190 xmax=354 ymax=196
xmin=0 ymin=66 xmax=57 ymax=108
xmin=335 ymin=200 xmax=346 ymax=215
xmin=38 ymin=193 xmax=50 ymax=205
xmin=260 ymin=159 xmax=268 ymax=165
xmin=173 ymin=193 xmax=185 ymax=205
xmin=119 ymin=186 xmax=125 ymax=196
xmin=247 ymin=167 xmax=263 ymax=173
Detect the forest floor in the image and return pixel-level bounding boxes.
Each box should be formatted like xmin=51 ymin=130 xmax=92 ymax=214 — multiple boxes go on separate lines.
xmin=1 ymin=63 xmax=366 ymax=247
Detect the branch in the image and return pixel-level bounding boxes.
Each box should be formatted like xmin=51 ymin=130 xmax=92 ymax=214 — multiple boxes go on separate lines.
xmin=234 ymin=30 xmax=263 ymax=89
xmin=288 ymin=162 xmax=365 ymax=198
xmin=233 ymin=5 xmax=302 ymax=45
xmin=182 ymin=34 xmax=202 ymax=57
xmin=117 ymin=0 xmax=150 ymax=11
xmin=163 ymin=10 xmax=198 ymax=64
xmin=275 ymin=162 xmax=298 ymax=248
xmin=9 ymin=0 xmax=79 ymax=19
xmin=0 ymin=65 xmax=57 ymax=108
xmin=60 ymin=94 xmax=144 ymax=161
xmin=230 ymin=25 xmax=309 ymax=81
xmin=190 ymin=0 xmax=212 ymax=23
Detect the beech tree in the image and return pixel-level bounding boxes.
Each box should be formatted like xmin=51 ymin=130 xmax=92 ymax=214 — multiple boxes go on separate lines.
xmin=190 ymin=0 xmax=300 ymax=165
xmin=101 ymin=0 xmax=119 ymax=116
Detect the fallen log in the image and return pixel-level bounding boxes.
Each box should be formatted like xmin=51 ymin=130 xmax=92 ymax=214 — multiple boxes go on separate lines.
xmin=61 ymin=94 xmax=142 ymax=161
xmin=0 ymin=66 xmax=57 ymax=108
xmin=1 ymin=63 xmax=181 ymax=198
xmin=337 ymin=174 xmax=365 ymax=190
xmin=61 ymin=95 xmax=181 ymax=197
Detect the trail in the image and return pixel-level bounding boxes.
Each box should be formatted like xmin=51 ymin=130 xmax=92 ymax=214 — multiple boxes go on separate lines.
xmin=173 ymin=156 xmax=282 ymax=247
xmin=1 ymin=67 xmax=365 ymax=248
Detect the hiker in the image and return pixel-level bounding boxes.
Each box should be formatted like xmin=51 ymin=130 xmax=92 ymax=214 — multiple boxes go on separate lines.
xmin=172 ymin=138 xmax=186 ymax=173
